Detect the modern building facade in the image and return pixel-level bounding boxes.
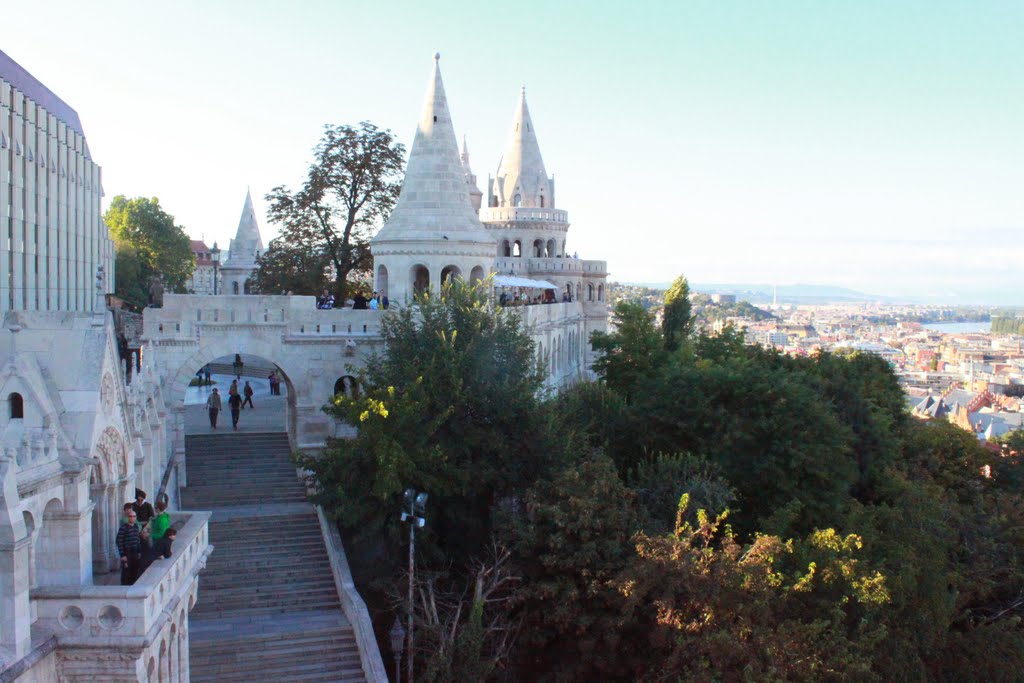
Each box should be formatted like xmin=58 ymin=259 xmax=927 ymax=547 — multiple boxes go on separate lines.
xmin=0 ymin=48 xmax=114 ymax=314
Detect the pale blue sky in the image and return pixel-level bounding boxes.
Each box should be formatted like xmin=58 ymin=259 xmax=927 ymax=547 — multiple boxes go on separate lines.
xmin=5 ymin=1 xmax=1023 ymax=302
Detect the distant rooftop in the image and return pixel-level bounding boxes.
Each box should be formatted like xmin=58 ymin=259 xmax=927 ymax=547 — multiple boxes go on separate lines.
xmin=0 ymin=47 xmax=85 ymax=136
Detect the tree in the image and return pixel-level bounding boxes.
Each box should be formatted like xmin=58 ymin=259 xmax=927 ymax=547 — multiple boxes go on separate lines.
xmin=104 ymin=196 xmax=194 ymax=308
xmin=302 ymin=278 xmax=554 ymax=570
xmin=661 ymin=274 xmax=693 ymax=351
xmin=264 ymin=121 xmax=405 ymax=300
xmin=590 ymin=302 xmax=667 ymax=404
xmin=248 ymin=238 xmax=331 ymax=295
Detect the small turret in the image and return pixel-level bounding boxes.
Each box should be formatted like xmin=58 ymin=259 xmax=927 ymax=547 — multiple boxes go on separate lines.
xmin=219 ymin=189 xmax=265 ymax=295
xmin=461 ymin=136 xmax=483 ymax=212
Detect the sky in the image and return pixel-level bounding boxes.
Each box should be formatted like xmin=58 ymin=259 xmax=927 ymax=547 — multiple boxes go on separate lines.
xmin=4 ymin=1 xmax=1023 ymax=303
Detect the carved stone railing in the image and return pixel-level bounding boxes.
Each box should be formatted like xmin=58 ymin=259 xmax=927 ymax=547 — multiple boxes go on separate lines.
xmin=479 ymin=207 xmax=569 ymax=224
xmin=315 ymin=506 xmax=388 ymax=683
xmin=31 ymin=511 xmax=211 ymax=647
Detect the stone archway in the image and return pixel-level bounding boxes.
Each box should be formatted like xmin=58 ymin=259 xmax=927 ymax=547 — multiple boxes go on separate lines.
xmin=165 ymin=340 xmax=301 ymax=452
xmin=90 ymin=426 xmax=128 ymax=575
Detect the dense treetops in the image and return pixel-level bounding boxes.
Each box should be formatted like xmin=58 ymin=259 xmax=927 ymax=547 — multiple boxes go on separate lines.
xmin=104 ymin=195 xmax=194 ymax=308
xmin=304 ymin=276 xmax=1024 ymax=682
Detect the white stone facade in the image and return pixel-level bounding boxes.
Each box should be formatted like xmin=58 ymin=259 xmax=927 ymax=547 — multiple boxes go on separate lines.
xmin=0 ymin=310 xmax=208 ymax=682
xmin=0 ymin=49 xmax=115 ymax=314
xmin=219 ymin=191 xmax=263 ymax=296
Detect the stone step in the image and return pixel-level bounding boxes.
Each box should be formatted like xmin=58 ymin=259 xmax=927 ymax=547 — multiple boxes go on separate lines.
xmin=192 ymin=600 xmax=341 ymax=620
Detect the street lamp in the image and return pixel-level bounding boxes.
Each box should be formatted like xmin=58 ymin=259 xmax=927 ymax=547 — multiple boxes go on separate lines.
xmin=389 ymin=616 xmax=406 ymax=683
xmin=210 ymin=242 xmax=221 ymax=295
xmin=400 ymin=488 xmax=427 ymax=683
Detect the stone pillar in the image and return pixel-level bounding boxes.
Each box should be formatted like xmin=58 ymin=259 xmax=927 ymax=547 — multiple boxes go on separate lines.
xmin=0 ymin=537 xmax=31 ymax=660
xmin=178 ymin=621 xmax=190 ymax=683
xmin=38 ymin=507 xmax=93 ymax=585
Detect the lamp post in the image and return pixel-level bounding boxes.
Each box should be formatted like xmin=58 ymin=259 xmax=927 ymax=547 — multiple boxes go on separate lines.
xmin=210 ymin=242 xmax=221 ymax=295
xmin=388 ymin=616 xmax=406 ymax=683
xmin=400 ymin=488 xmax=427 ymax=683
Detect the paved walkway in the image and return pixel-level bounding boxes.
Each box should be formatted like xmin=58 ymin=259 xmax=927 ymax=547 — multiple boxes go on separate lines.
xmin=185 ymin=373 xmax=288 ymax=435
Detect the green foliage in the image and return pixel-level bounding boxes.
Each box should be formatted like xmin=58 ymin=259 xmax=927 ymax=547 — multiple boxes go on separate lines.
xmin=661 ymin=274 xmax=692 ymax=351
xmin=263 ymin=121 xmax=404 ymax=299
xmin=990 ymin=315 xmax=1024 ymax=335
xmin=590 ymin=302 xmax=667 ymax=404
xmin=512 ymin=454 xmax=638 ymax=679
xmin=303 ymin=278 xmax=552 ymax=568
xmin=629 ymin=452 xmax=736 ymax=533
xmin=249 ymin=237 xmax=331 ymax=295
xmin=617 ymin=503 xmax=888 ymax=682
xmin=104 ymin=195 xmax=194 ymax=308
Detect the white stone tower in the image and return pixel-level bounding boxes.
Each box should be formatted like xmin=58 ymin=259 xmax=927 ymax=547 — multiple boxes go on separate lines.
xmin=371 ymin=54 xmax=496 ymax=305
xmin=219 ymin=189 xmax=265 ymax=295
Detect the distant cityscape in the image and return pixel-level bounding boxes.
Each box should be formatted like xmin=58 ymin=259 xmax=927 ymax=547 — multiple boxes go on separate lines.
xmin=611 ymin=281 xmax=1024 ymax=442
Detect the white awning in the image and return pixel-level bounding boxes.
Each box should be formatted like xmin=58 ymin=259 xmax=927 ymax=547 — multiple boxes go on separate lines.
xmin=493 ymin=275 xmax=558 ymax=290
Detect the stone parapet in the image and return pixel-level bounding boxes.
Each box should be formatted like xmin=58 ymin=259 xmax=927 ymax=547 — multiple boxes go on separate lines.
xmin=31 ymin=511 xmax=210 ymax=651
xmin=480 ymin=207 xmax=568 ymax=224
xmin=495 ymin=257 xmax=605 ymax=277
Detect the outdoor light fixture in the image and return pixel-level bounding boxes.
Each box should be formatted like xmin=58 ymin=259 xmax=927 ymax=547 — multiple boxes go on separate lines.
xmin=400 ymin=488 xmax=428 ymax=683
xmin=389 ymin=616 xmax=406 ymax=683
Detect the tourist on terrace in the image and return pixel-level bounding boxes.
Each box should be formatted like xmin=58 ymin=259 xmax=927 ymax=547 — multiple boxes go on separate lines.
xmin=369 ymin=292 xmax=379 ymax=310
xmin=352 ymin=291 xmax=368 ymax=309
xmin=116 ymin=509 xmax=142 ymax=585
xmin=242 ymin=381 xmax=254 ymax=409
xmin=232 ymin=354 xmax=244 ymax=379
xmin=132 ymin=489 xmax=155 ymax=525
xmin=149 ymin=497 xmax=171 ymax=542
xmin=140 ymin=527 xmax=177 ymax=575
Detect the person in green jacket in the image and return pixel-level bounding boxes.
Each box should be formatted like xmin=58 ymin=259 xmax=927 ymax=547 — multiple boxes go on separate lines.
xmin=149 ymin=497 xmax=170 ymax=541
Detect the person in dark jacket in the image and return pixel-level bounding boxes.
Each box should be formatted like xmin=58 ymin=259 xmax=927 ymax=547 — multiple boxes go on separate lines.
xmin=132 ymin=489 xmax=155 ymax=525
xmin=116 ymin=510 xmax=142 ymax=585
xmin=242 ymin=381 xmax=254 ymax=409
xmin=228 ymin=391 xmax=242 ymax=429
xmin=140 ymin=527 xmax=177 ymax=575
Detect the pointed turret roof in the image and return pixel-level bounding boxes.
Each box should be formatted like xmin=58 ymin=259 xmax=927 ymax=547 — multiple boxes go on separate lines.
xmin=373 ymin=54 xmax=493 ymax=247
xmin=493 ymin=87 xmax=552 ymax=208
xmin=222 ymin=189 xmax=264 ymax=268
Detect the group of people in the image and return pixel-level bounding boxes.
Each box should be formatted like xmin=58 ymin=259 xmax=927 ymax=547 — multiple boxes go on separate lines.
xmin=115 ymin=489 xmax=176 ymax=585
xmin=314 ymin=290 xmax=390 ymax=310
xmin=498 ymin=289 xmax=567 ymax=307
xmin=205 ymin=378 xmax=254 ymax=429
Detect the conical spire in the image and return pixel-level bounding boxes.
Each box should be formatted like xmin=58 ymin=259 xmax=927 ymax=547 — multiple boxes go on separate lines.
xmin=373 ymin=54 xmax=493 ymax=246
xmin=492 ymin=87 xmax=553 ymax=209
xmin=223 ymin=189 xmax=264 ymax=268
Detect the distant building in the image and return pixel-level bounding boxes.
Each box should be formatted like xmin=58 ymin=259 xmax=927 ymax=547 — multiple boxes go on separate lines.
xmin=0 ymin=48 xmax=114 ymax=313
xmin=711 ymin=293 xmax=736 ymax=304
xmin=188 ymin=239 xmax=219 ymax=295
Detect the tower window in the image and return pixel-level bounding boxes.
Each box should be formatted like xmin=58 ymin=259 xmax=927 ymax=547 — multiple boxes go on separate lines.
xmin=433 ymin=116 xmax=437 ymax=122
xmin=513 ymin=194 xmax=522 ymax=207
xmin=9 ymin=392 xmax=23 ymax=419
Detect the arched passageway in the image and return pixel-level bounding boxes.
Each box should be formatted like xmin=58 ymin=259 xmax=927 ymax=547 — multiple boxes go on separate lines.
xmin=180 ymin=353 xmax=296 ymax=438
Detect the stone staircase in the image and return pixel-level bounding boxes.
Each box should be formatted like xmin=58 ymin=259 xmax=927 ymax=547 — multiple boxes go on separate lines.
xmin=183 ymin=432 xmax=367 ymax=682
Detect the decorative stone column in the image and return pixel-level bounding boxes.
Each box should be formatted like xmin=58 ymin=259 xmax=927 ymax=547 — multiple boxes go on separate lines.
xmin=0 ymin=457 xmax=31 ymax=659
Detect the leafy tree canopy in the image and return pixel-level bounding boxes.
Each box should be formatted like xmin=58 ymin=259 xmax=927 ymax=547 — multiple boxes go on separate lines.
xmin=661 ymin=274 xmax=693 ymax=351
xmin=248 ymin=237 xmax=331 ymax=295
xmin=104 ymin=195 xmax=194 ymax=308
xmin=263 ymin=121 xmax=405 ymax=300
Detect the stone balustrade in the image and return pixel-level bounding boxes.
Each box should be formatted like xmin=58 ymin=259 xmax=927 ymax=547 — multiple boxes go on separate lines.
xmin=479 ymin=207 xmax=569 ymax=224
xmin=494 ymin=257 xmax=607 ymax=276
xmin=142 ymin=294 xmax=385 ymax=341
xmin=31 ymin=511 xmax=211 ymax=648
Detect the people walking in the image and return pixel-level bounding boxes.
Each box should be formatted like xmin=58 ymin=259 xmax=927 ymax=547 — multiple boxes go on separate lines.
xmin=203 ymin=364 xmax=212 ymax=386
xmin=207 ymin=388 xmax=222 ymax=428
xmin=116 ymin=509 xmax=143 ymax=585
xmin=228 ymin=391 xmax=242 ymax=429
xmin=233 ymin=354 xmax=244 ymax=379
xmin=268 ymin=371 xmax=279 ymax=396
xmin=242 ymin=381 xmax=254 ymax=409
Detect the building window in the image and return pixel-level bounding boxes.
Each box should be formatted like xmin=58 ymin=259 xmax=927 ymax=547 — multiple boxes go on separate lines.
xmin=9 ymin=392 xmax=24 ymax=419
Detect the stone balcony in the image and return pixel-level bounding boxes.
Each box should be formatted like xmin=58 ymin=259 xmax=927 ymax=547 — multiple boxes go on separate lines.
xmin=31 ymin=511 xmax=211 ymax=651
xmin=480 ymin=206 xmax=569 ymax=224
xmin=495 ymin=257 xmax=608 ymax=277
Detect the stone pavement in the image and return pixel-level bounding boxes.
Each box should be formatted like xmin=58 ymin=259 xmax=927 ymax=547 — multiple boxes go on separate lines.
xmin=184 ymin=373 xmax=288 ymax=435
